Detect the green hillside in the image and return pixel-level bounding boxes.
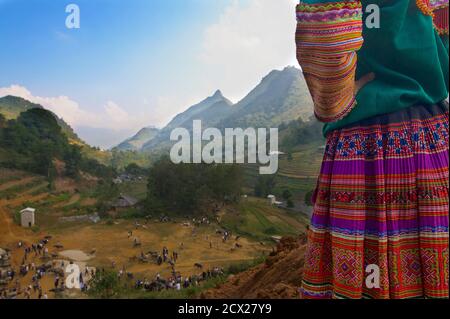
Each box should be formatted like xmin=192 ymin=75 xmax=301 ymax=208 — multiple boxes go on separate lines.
xmin=221 ymin=197 xmax=309 ymax=242
xmin=0 ymin=107 xmax=114 ymax=179
xmin=0 ymin=95 xmax=44 ymax=119
xmin=0 ymin=95 xmax=112 ymax=165
xmin=114 ymin=127 xmax=160 ymax=151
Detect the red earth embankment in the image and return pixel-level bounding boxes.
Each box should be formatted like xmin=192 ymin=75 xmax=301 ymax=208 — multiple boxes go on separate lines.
xmin=201 ymin=235 xmax=307 ymax=299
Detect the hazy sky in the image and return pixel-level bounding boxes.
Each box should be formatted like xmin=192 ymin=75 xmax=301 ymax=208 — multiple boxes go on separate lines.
xmin=0 ymin=0 xmax=298 ymax=147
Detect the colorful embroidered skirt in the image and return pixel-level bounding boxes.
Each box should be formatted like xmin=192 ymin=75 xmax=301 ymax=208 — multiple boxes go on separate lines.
xmin=301 ymin=102 xmax=449 ymax=299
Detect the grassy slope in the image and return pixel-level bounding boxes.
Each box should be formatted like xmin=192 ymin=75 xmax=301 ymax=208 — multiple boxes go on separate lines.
xmin=221 ymin=197 xmax=309 ymax=243
xmin=242 ymin=141 xmax=323 ymax=204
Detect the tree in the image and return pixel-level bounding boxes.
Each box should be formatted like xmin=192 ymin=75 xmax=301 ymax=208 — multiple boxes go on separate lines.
xmin=304 ymin=190 xmax=315 ymax=207
xmin=287 ymin=151 xmax=293 ymax=161
xmin=0 ymin=108 xmax=111 ymax=179
xmin=124 ymin=163 xmax=147 ymax=176
xmin=146 ymin=157 xmax=243 ymax=215
xmin=254 ymin=175 xmax=276 ymax=198
xmin=64 ymin=145 xmax=82 ymax=178
xmin=282 ymin=189 xmax=293 ymax=201
xmin=88 ymin=270 xmax=122 ymax=299
xmin=287 ymin=199 xmax=295 ymax=208
xmin=0 ymin=113 xmax=5 ymax=128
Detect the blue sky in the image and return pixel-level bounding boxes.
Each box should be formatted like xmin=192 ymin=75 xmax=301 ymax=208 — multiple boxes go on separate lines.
xmin=0 ymin=0 xmax=298 ymax=148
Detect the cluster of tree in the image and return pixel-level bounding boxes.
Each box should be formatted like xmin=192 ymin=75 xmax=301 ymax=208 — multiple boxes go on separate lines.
xmin=123 ymin=163 xmax=149 ymax=176
xmin=0 ymin=113 xmax=5 ymax=129
xmin=279 ymin=116 xmax=324 ymax=149
xmin=254 ymin=176 xmax=294 ymax=208
xmin=110 ymin=149 xmax=152 ymax=171
xmin=254 ymin=175 xmax=276 ymax=198
xmin=145 ymin=157 xmax=243 ymax=215
xmin=282 ymin=189 xmax=295 ymax=208
xmin=87 ymin=270 xmax=122 ymax=299
xmin=304 ymin=189 xmax=314 ymax=207
xmin=0 ymin=108 xmax=114 ymax=180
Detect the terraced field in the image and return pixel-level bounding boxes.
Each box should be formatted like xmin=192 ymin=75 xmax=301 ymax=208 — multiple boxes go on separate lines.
xmin=0 ymin=168 xmax=101 ymax=229
xmin=242 ymin=142 xmax=323 ymax=203
xmin=220 ymin=197 xmax=309 ymax=242
xmin=278 ymin=144 xmax=323 ymax=178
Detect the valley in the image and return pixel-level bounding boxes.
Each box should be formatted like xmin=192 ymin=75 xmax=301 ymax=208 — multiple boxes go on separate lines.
xmin=0 ymin=167 xmax=309 ymax=299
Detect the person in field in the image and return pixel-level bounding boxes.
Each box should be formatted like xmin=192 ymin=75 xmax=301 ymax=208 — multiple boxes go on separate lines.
xmin=296 ymin=0 xmax=449 ymax=299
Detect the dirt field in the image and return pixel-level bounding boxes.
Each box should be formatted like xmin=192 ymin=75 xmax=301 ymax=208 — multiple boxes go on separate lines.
xmin=0 ymin=171 xmax=274 ymax=299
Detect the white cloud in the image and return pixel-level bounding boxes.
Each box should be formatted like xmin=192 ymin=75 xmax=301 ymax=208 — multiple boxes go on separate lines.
xmin=104 ymin=101 xmax=129 ymax=124
xmin=0 ymin=85 xmax=151 ymax=131
xmin=199 ymin=0 xmax=299 ymax=101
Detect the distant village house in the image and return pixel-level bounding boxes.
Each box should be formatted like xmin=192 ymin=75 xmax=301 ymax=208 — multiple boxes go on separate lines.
xmin=112 ymin=194 xmax=139 ymax=209
xmin=113 ymin=173 xmax=144 ymax=185
xmin=267 ymin=195 xmax=284 ymax=207
xmin=20 ymin=207 xmax=36 ymax=228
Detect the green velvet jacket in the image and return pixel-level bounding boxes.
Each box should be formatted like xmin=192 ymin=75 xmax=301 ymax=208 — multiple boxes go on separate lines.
xmin=295 ymin=0 xmax=449 ymax=136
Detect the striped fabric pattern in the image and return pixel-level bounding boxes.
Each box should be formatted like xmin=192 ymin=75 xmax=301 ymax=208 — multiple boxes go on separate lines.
xmin=301 ymin=103 xmax=449 ymax=299
xmin=417 ymin=0 xmax=449 ymax=35
xmin=295 ymin=1 xmax=363 ymax=123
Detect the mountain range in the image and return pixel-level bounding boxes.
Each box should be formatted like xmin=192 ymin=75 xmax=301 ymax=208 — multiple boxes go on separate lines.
xmin=1 ymin=66 xmax=314 ymax=156
xmin=116 ymin=66 xmax=314 ymax=152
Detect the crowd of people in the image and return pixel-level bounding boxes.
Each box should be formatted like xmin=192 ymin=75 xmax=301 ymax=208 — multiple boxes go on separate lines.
xmin=0 ymin=218 xmax=238 ymax=299
xmin=133 ymin=267 xmax=224 ymax=292
xmin=116 ymin=229 xmax=227 ymax=294
xmin=1 ymin=238 xmax=65 ymax=299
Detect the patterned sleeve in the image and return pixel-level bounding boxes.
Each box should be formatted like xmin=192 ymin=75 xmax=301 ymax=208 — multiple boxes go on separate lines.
xmin=416 ymin=0 xmax=449 ymax=36
xmin=296 ymin=1 xmax=364 ymax=123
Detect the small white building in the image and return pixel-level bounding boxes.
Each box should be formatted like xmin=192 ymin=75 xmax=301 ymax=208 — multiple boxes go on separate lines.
xmin=20 ymin=208 xmax=36 ymax=228
xmin=267 ymin=195 xmax=276 ymax=205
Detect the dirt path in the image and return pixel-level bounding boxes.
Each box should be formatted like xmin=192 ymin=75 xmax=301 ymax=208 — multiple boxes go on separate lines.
xmin=6 ymin=193 xmax=48 ymax=209
xmin=0 ymin=202 xmax=19 ymax=242
xmin=0 ymin=177 xmax=38 ymax=192
xmin=21 ymin=182 xmax=49 ymax=196
xmin=61 ymin=194 xmax=80 ymax=207
xmin=277 ymin=172 xmax=316 ymax=179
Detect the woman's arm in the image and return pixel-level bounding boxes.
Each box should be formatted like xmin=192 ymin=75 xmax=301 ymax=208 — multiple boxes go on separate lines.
xmin=296 ymin=0 xmax=364 ymax=123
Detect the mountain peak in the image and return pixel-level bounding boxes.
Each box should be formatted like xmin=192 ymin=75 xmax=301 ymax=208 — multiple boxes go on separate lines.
xmin=203 ymin=89 xmax=232 ymax=106
xmin=211 ymin=89 xmax=224 ymax=99
xmin=283 ymin=65 xmax=300 ymax=72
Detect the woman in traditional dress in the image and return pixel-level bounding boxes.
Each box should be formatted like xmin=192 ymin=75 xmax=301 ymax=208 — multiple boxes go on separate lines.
xmin=295 ymin=0 xmax=448 ymax=298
